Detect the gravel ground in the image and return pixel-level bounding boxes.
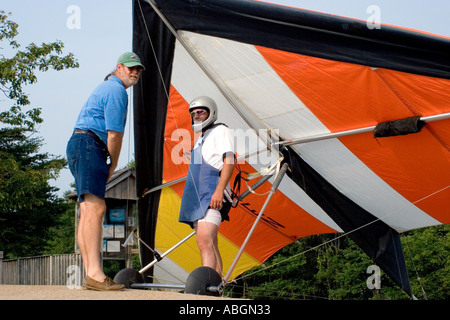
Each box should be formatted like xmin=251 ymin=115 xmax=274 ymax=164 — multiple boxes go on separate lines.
xmin=0 ymin=285 xmax=233 ymax=300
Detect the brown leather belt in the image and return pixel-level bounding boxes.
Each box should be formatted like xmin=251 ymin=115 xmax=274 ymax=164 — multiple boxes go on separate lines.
xmin=74 ymin=129 xmax=110 ymax=162
xmin=74 ymin=129 xmax=104 ymax=145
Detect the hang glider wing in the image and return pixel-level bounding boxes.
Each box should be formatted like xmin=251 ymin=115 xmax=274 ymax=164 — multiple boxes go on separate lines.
xmin=132 ymin=0 xmax=450 ymax=297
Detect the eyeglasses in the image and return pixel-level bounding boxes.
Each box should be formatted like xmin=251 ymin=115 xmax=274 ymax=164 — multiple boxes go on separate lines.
xmin=190 ymin=109 xmax=208 ymax=117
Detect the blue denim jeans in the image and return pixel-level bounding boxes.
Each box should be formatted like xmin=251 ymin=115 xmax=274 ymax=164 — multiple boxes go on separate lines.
xmin=66 ymin=132 xmax=109 ymax=202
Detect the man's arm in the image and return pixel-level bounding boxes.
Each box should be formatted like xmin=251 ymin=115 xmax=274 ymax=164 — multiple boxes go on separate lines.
xmin=210 ymin=152 xmax=235 ymax=210
xmin=107 ymin=130 xmax=123 ymax=180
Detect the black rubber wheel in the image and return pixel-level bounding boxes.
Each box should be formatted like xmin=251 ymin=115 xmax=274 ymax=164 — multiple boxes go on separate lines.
xmin=185 ymin=266 xmax=222 ymax=296
xmin=113 ymin=268 xmax=144 ymax=289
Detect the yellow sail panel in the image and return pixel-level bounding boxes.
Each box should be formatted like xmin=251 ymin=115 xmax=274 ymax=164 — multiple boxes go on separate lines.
xmin=154 ymin=182 xmax=260 ymax=281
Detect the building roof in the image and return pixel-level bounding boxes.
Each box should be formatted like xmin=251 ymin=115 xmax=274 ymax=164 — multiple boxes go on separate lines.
xmin=67 ymin=167 xmax=137 ymax=201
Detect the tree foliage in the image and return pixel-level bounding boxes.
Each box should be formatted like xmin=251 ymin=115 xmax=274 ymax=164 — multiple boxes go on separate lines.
xmin=0 ymin=11 xmax=78 ymax=258
xmin=0 ymin=11 xmax=79 ymax=131
xmin=43 ymin=190 xmax=76 ymax=255
xmin=0 ymin=127 xmax=73 ymax=258
xmin=235 ymin=225 xmax=448 ymax=300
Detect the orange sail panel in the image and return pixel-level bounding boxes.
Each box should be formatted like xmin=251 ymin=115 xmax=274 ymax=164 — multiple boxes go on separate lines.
xmin=257 ymin=47 xmax=450 ymax=225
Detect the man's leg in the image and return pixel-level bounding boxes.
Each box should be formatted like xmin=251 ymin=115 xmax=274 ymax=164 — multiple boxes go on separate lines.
xmin=78 ymin=193 xmax=107 ymax=282
xmin=196 ymin=221 xmax=222 ymax=276
xmin=212 ymin=231 xmax=222 ymax=276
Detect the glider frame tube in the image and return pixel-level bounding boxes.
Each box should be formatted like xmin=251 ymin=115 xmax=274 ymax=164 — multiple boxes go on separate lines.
xmin=130 ymin=283 xmax=186 ymax=290
xmin=123 ymin=171 xmax=275 ymax=289
xmin=137 ymin=174 xmax=275 ymax=274
xmin=274 ymin=112 xmax=450 ymax=147
xmin=141 ymin=149 xmax=274 ymax=198
xmin=214 ymin=163 xmax=290 ymax=292
xmin=139 ymin=230 xmax=196 ymax=274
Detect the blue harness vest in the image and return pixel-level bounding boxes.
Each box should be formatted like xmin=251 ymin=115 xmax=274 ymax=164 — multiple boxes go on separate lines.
xmin=178 ymin=134 xmax=220 ymax=228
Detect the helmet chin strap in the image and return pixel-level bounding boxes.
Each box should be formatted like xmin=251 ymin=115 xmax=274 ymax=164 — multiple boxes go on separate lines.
xmin=192 ymin=121 xmax=215 ymax=133
xmin=192 ymin=122 xmax=203 ymax=133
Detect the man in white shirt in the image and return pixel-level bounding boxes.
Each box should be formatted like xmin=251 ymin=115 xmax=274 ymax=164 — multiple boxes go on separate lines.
xmin=178 ymin=96 xmax=235 ymax=276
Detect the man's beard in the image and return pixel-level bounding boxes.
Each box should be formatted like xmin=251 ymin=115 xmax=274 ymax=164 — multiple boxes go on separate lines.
xmin=124 ymin=76 xmax=139 ymax=88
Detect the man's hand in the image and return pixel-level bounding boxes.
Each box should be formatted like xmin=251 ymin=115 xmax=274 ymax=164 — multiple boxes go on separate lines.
xmin=107 ymin=130 xmax=123 ymax=181
xmin=210 ymin=189 xmax=224 ymax=210
xmin=107 ymin=163 xmax=117 ymax=181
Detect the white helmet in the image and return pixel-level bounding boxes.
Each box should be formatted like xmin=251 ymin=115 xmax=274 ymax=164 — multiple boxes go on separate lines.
xmin=189 ymin=96 xmax=218 ymax=133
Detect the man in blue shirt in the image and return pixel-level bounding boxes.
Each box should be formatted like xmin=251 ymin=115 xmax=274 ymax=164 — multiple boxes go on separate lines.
xmin=66 ymin=52 xmax=144 ymax=290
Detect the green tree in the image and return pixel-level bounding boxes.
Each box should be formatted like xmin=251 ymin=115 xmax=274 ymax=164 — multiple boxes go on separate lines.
xmin=44 ymin=191 xmax=76 ymax=255
xmin=0 ymin=11 xmax=79 ymax=130
xmin=239 ymin=235 xmax=332 ymax=300
xmin=402 ymin=225 xmax=449 ymax=300
xmin=0 ymin=127 xmax=72 ymax=258
xmin=238 ymin=226 xmax=448 ymax=300
xmin=0 ymin=11 xmax=79 ymax=258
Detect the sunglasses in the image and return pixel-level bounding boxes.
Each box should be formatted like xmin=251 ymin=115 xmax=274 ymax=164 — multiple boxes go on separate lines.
xmin=190 ymin=109 xmax=208 ymax=116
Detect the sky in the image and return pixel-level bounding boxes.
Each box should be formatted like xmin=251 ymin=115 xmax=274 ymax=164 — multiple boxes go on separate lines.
xmin=1 ymin=0 xmax=449 ymax=196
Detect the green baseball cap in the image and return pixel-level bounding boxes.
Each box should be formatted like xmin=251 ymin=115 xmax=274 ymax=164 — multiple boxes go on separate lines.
xmin=117 ymin=52 xmax=145 ymax=70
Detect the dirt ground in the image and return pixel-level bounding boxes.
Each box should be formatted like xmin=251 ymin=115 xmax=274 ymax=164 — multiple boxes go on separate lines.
xmin=0 ymin=285 xmax=233 ymax=300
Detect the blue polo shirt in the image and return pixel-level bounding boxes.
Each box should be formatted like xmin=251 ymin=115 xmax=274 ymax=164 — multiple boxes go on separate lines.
xmin=74 ymin=75 xmax=128 ymax=144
